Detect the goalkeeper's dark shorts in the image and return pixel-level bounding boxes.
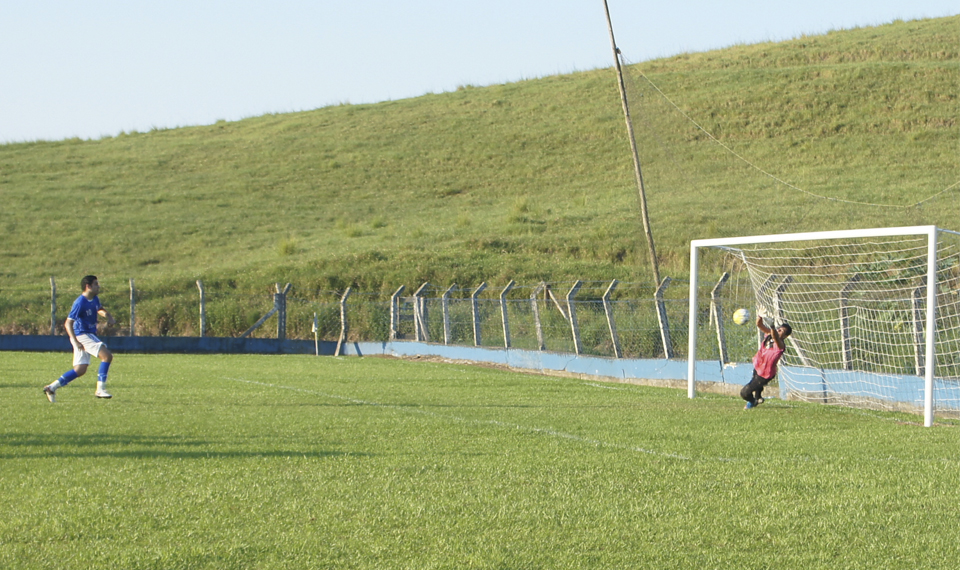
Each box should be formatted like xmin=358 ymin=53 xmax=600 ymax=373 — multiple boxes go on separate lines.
xmin=740 ymin=371 xmax=773 ymax=403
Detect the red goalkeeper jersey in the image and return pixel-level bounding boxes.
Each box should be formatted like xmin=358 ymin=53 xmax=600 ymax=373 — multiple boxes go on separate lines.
xmin=752 ymin=335 xmax=785 ymax=380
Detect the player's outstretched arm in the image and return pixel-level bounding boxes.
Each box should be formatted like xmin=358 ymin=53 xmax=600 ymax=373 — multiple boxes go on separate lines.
xmin=756 ymin=315 xmax=771 ymax=334
xmin=98 ymin=308 xmax=116 ymax=327
xmin=769 ymin=324 xmax=785 ymax=349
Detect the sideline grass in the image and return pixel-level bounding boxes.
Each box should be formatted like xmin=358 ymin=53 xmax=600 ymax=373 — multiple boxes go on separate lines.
xmin=2 ymin=353 xmax=958 ymax=569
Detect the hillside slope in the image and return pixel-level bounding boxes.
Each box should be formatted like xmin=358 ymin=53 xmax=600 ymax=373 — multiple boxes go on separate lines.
xmin=1 ymin=16 xmax=957 ymax=334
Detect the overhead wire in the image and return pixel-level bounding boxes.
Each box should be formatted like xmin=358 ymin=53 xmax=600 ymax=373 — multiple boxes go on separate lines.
xmin=618 ymin=54 xmax=960 ymax=209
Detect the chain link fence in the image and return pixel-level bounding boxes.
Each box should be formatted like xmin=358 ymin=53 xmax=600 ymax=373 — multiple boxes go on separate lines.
xmin=3 ymin=276 xmax=766 ymax=364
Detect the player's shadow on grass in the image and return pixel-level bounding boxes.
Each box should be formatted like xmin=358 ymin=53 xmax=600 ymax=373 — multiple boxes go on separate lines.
xmin=1 ymin=432 xmax=369 ymax=460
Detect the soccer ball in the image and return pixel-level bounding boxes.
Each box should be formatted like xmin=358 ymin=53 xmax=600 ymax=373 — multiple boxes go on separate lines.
xmin=732 ymin=308 xmax=751 ymax=325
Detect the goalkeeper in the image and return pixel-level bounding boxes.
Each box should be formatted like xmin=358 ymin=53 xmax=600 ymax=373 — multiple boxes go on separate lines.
xmin=741 ymin=307 xmax=792 ymax=409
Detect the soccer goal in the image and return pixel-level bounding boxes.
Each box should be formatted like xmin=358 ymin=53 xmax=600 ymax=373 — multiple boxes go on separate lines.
xmin=687 ymin=226 xmax=960 ymax=426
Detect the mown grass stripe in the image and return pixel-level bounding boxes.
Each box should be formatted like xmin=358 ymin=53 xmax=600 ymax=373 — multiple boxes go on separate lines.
xmin=225 ymin=376 xmax=694 ymax=460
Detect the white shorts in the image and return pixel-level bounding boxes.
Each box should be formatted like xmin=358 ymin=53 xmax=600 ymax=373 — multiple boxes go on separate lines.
xmin=73 ymin=334 xmax=106 ymax=367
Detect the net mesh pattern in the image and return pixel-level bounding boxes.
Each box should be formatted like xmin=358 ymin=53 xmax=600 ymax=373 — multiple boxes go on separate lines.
xmin=717 ymin=231 xmax=960 ymax=416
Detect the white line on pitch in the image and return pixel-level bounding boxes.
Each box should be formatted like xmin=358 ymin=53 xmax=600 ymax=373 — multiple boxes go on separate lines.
xmin=583 ymin=382 xmax=629 ymax=390
xmin=224 ymin=377 xmax=692 ymax=461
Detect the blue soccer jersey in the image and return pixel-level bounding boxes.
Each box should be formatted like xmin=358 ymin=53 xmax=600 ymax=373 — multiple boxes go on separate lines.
xmin=68 ymin=295 xmax=103 ymax=335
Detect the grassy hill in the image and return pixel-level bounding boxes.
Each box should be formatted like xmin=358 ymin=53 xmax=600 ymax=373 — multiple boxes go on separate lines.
xmin=1 ymin=16 xmax=957 ymax=335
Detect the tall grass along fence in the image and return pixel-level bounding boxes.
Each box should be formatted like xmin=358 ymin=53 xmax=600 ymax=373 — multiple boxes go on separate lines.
xmin=2 ymin=276 xmax=765 ymax=364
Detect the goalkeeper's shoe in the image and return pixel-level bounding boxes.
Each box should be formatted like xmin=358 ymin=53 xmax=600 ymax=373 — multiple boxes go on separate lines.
xmin=43 ymin=385 xmax=56 ymax=403
xmin=94 ymin=389 xmax=112 ymax=399
xmin=744 ymin=401 xmax=755 ymax=410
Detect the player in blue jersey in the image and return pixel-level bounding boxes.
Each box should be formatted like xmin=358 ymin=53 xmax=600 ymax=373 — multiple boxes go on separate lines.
xmin=43 ymin=275 xmax=116 ymax=402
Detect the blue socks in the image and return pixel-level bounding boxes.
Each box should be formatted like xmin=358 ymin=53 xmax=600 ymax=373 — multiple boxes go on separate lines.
xmin=57 ymin=369 xmax=79 ymax=387
xmin=98 ymin=361 xmax=111 ymax=384
xmin=50 ymin=363 xmax=110 ymax=392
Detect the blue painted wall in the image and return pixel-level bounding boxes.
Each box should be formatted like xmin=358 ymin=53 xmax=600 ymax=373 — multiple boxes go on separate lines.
xmin=339 ymin=340 xmax=754 ymax=386
xmin=0 ymin=335 xmax=317 ymax=355
xmin=0 ymin=334 xmax=751 ymax=386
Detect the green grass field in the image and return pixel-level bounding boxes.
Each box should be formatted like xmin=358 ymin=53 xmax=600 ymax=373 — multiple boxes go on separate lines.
xmin=2 ymin=353 xmax=958 ymax=569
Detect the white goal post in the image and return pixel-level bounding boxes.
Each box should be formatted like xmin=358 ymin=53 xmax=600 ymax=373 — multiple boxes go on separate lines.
xmin=687 ymin=225 xmax=960 ymax=427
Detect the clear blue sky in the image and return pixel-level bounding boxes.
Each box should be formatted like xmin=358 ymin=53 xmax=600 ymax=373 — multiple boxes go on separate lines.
xmin=1 ymin=0 xmax=957 ymax=143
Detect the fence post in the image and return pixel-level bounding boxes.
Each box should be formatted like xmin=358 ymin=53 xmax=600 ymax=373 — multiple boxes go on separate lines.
xmin=442 ymin=284 xmax=456 ymax=345
xmin=530 ymin=282 xmax=546 ymax=351
xmin=840 ymin=274 xmax=862 ymax=370
xmin=196 ymin=280 xmax=206 ymax=338
xmin=275 ymin=284 xmax=283 ymax=340
xmin=471 ymin=282 xmax=487 ymax=346
xmin=711 ymin=273 xmax=729 ymax=364
xmin=129 ymin=278 xmax=136 ymax=336
xmin=240 ymin=286 xmax=282 ymax=339
xmin=655 ymin=277 xmax=674 ymax=358
xmin=50 ymin=277 xmax=57 ymax=335
xmin=500 ymin=280 xmax=516 ymax=348
xmin=276 ymin=283 xmax=292 ymax=340
xmin=602 ymin=279 xmax=622 ymax=358
xmin=912 ymin=277 xmax=927 ymax=377
xmin=390 ymin=285 xmax=405 ymax=340
xmin=546 ymin=285 xmax=568 ymax=320
xmin=413 ymin=282 xmax=430 ymax=342
xmin=566 ymin=280 xmax=584 ymax=355
xmin=336 ymin=287 xmax=352 ymax=356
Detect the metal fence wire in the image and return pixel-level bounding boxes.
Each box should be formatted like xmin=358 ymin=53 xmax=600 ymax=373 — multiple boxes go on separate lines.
xmin=8 ymin=277 xmax=769 ymax=363
xmin=327 ymin=280 xmax=725 ymax=361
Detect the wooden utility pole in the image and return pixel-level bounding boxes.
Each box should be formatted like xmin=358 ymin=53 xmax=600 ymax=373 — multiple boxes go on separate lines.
xmin=602 ymin=0 xmax=661 ymax=286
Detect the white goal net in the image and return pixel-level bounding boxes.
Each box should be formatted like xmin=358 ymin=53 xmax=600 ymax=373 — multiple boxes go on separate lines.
xmin=688 ymin=226 xmax=960 ymax=426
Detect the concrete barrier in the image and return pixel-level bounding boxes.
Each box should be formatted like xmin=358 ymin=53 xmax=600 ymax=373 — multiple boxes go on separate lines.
xmin=0 ymin=335 xmax=317 ymax=355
